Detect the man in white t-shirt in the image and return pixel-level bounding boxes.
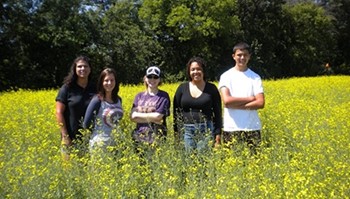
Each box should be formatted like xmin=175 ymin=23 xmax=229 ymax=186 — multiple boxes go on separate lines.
xmin=218 ymin=42 xmax=265 ymax=152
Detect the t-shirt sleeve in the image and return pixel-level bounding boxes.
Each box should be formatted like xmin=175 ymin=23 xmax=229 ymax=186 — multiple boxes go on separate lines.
xmin=156 ymin=92 xmax=170 ymax=116
xmin=83 ymin=95 xmax=101 ymax=129
xmin=131 ymin=93 xmax=141 ymax=111
xmin=218 ymin=73 xmax=228 ymax=90
xmin=253 ymin=76 xmax=264 ymax=95
xmin=55 ymin=85 xmax=68 ymax=104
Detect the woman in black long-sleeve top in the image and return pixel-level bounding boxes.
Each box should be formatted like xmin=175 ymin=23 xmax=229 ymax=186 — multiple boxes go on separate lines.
xmin=173 ymin=57 xmax=222 ymax=152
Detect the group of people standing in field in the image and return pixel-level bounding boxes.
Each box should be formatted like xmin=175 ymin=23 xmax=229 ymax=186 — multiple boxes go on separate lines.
xmin=55 ymin=42 xmax=265 ymax=159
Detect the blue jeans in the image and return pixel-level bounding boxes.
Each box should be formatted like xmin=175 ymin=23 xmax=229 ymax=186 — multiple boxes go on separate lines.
xmin=183 ymin=121 xmax=213 ymax=152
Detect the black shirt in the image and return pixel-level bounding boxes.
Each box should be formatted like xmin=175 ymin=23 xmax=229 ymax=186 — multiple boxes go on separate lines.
xmin=56 ymin=81 xmax=96 ymax=139
xmin=173 ymin=82 xmax=222 ymax=136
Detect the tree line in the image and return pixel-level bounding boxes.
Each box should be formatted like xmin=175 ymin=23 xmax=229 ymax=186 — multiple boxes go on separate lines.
xmin=1 ymin=0 xmax=349 ymax=90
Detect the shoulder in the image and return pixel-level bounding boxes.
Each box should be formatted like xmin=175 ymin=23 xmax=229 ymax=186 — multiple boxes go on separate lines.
xmin=58 ymin=84 xmax=69 ymax=92
xmin=158 ymin=90 xmax=170 ymax=96
xmin=158 ymin=90 xmax=171 ymax=100
xmin=219 ymin=68 xmax=234 ymax=79
xmin=222 ymin=68 xmax=234 ymax=75
xmin=205 ymin=82 xmax=220 ymax=94
xmin=208 ymin=82 xmax=220 ymax=90
xmin=134 ymin=91 xmax=147 ymax=100
xmin=180 ymin=81 xmax=189 ymax=87
xmin=206 ymin=82 xmax=217 ymax=88
xmin=56 ymin=84 xmax=70 ymax=101
xmin=90 ymin=95 xmax=101 ymax=104
xmin=246 ymin=68 xmax=262 ymax=79
xmin=117 ymin=96 xmax=122 ymax=104
xmin=176 ymin=81 xmax=188 ymax=91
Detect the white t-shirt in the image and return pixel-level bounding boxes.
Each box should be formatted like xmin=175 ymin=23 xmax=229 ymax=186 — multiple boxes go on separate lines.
xmin=218 ymin=67 xmax=264 ymax=131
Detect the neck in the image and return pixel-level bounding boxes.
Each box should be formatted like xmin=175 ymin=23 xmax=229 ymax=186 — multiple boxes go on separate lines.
xmin=234 ymin=65 xmax=248 ymax=72
xmin=191 ymin=79 xmax=205 ymax=87
xmin=147 ymin=87 xmax=159 ymax=95
xmin=105 ymin=92 xmax=113 ymax=102
xmin=77 ymin=78 xmax=88 ymax=88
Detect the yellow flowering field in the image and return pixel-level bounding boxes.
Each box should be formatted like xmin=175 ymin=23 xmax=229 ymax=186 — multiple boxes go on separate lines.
xmin=0 ymin=76 xmax=349 ymax=198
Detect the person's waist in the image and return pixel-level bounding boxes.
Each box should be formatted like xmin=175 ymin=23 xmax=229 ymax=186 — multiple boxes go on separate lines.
xmin=183 ymin=112 xmax=210 ymax=122
xmin=183 ymin=118 xmax=212 ymax=124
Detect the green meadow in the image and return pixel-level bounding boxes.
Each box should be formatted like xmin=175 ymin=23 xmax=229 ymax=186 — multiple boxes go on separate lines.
xmin=0 ymin=76 xmax=349 ymax=198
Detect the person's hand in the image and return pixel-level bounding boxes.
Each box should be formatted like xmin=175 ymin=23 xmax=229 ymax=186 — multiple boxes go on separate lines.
xmin=61 ymin=135 xmax=72 ymax=146
xmin=248 ymin=96 xmax=256 ymax=102
xmin=214 ymin=141 xmax=220 ymax=148
xmin=214 ymin=135 xmax=221 ymax=148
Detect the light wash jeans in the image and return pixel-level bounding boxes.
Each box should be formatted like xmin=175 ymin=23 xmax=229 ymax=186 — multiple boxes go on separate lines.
xmin=89 ymin=134 xmax=116 ymax=153
xmin=183 ymin=121 xmax=213 ymax=152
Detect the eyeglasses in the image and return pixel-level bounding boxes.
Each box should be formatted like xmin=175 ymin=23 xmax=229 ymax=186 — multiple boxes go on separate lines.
xmin=146 ymin=75 xmax=159 ymax=79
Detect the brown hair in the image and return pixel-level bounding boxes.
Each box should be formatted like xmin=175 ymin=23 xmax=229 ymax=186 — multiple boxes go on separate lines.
xmin=63 ymin=55 xmax=92 ymax=86
xmin=97 ymin=68 xmax=121 ymax=103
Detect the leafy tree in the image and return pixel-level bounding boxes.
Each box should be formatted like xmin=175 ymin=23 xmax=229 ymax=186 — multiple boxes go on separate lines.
xmin=33 ymin=0 xmax=100 ymax=87
xmin=0 ymin=1 xmax=35 ymax=90
xmin=139 ymin=0 xmax=242 ymax=81
xmin=284 ymin=3 xmax=336 ymax=76
xmin=92 ymin=0 xmax=162 ymax=84
xmin=327 ymin=0 xmax=350 ymax=74
xmin=237 ymin=0 xmax=293 ymax=78
xmin=0 ymin=0 xmax=348 ymax=90
xmin=0 ymin=0 xmax=100 ymax=90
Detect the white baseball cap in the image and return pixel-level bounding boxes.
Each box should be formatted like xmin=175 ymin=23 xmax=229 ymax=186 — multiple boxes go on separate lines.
xmin=146 ymin=66 xmax=161 ymax=77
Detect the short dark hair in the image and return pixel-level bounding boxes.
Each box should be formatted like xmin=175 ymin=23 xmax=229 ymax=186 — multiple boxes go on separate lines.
xmin=233 ymin=42 xmax=251 ymax=54
xmin=186 ymin=57 xmax=206 ymax=81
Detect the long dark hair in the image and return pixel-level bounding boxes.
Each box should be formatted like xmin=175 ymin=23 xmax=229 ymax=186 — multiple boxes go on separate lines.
xmin=63 ymin=56 xmax=92 ymax=86
xmin=97 ymin=68 xmax=121 ymax=103
xmin=186 ymin=56 xmax=207 ymax=81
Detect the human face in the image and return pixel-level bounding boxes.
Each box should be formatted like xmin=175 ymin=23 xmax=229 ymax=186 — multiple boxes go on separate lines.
xmin=103 ymin=74 xmax=116 ymax=93
xmin=189 ymin=62 xmax=204 ymax=82
xmin=146 ymin=74 xmax=160 ymax=88
xmin=233 ymin=49 xmax=250 ymax=69
xmin=75 ymin=60 xmax=91 ymax=79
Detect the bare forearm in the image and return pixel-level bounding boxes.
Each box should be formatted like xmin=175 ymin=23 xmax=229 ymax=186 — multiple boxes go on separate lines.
xmin=229 ymin=94 xmax=264 ymax=110
xmin=131 ymin=112 xmax=163 ymax=124
xmin=244 ymin=99 xmax=264 ymax=109
xmin=56 ymin=113 xmax=68 ymax=135
xmin=224 ymin=96 xmax=255 ymax=109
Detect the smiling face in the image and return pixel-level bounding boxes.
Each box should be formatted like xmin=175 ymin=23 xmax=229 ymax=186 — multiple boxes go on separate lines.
xmin=233 ymin=49 xmax=251 ymax=69
xmin=103 ymin=73 xmax=116 ymax=93
xmin=189 ymin=61 xmax=204 ymax=82
xmin=145 ymin=74 xmax=160 ymax=89
xmin=75 ymin=60 xmax=91 ymax=79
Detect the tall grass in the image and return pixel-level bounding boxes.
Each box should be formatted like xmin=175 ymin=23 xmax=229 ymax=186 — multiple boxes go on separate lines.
xmin=0 ymin=76 xmax=349 ymax=198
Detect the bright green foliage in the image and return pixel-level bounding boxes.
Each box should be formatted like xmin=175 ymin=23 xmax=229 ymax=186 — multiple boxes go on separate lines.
xmin=139 ymin=0 xmax=241 ymax=80
xmin=0 ymin=76 xmax=349 ymax=198
xmin=165 ymin=0 xmax=240 ymax=41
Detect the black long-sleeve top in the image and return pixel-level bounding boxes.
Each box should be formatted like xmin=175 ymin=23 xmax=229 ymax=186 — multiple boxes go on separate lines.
xmin=173 ymin=82 xmax=222 ymax=137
